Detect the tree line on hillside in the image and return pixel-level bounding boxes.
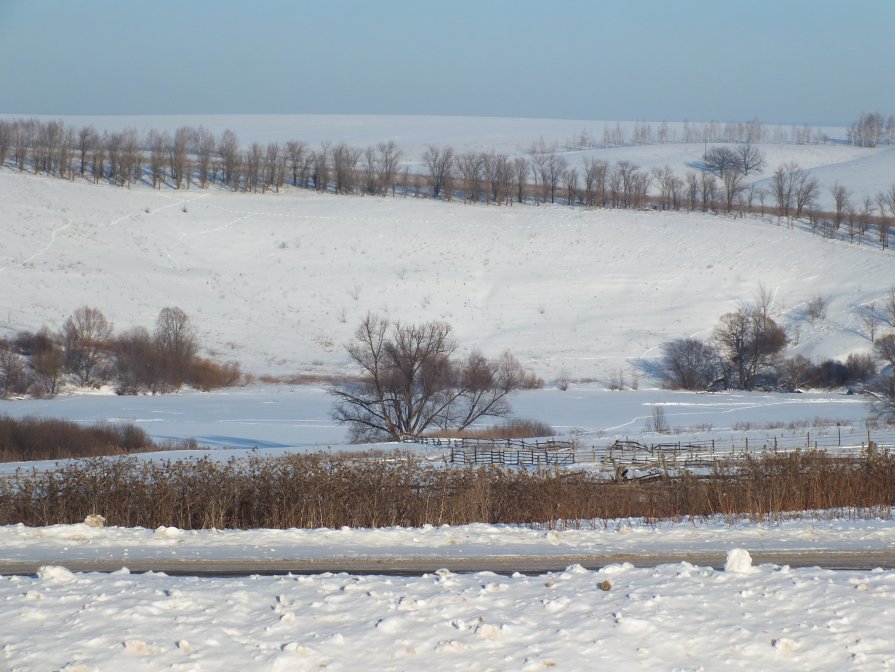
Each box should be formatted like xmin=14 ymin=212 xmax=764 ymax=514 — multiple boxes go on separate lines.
xmin=654 ymin=287 xmax=895 ymax=424
xmin=1 ymin=114 xmax=894 ymax=248
xmin=0 ymin=306 xmax=241 ymax=398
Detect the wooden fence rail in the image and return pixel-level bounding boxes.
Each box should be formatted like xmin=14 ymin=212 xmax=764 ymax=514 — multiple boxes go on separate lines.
xmin=402 ymin=433 xmax=894 ymax=477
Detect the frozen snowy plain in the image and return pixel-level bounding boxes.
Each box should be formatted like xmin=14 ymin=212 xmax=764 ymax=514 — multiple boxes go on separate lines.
xmin=2 ymin=115 xmax=895 ymax=670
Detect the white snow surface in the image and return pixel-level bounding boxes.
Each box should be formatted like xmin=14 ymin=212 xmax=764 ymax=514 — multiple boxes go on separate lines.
xmin=2 ymin=166 xmax=894 ymax=382
xmin=2 ymin=519 xmax=895 ymax=670
xmin=0 ymin=384 xmax=883 ymax=464
xmin=3 ymin=115 xmax=895 ymax=669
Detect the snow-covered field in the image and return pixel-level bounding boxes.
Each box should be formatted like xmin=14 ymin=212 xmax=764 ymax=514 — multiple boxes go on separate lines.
xmin=0 ymin=384 xmax=882 ymax=471
xmin=3 ymin=115 xmax=895 ymax=670
xmin=2 ymin=522 xmax=895 ymax=671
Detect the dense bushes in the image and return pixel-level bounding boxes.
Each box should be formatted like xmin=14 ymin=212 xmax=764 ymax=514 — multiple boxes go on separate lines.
xmin=1 ymin=450 xmax=892 ymax=529
xmin=657 ymin=286 xmax=890 ymax=394
xmin=1 ymin=305 xmax=242 ymax=398
xmin=0 ymin=416 xmax=155 ymax=462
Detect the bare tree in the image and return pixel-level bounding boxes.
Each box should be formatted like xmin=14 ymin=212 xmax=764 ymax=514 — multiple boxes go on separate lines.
xmin=882 ymin=184 xmax=895 ymax=250
xmin=330 ymin=314 xmax=524 ymax=441
xmin=528 ymin=139 xmax=557 ymax=203
xmin=722 ymin=168 xmax=746 ymax=213
xmin=376 ymin=141 xmax=402 ymax=196
xmin=422 ymin=145 xmax=454 ymax=199
xmin=700 ymin=171 xmax=718 ymax=212
xmin=703 ymin=146 xmax=739 ymax=178
xmin=263 ymin=143 xmax=280 ymax=193
xmin=244 ymin=142 xmax=263 ymax=192
xmin=868 ymin=374 xmax=895 ymax=426
xmin=882 ymin=287 xmax=895 ymax=327
xmin=858 ymin=305 xmax=881 ymax=341
xmin=545 ymin=153 xmax=567 ymax=203
xmin=615 ymin=160 xmax=647 ymax=209
xmin=657 ymin=338 xmax=721 ymax=390
xmin=147 ymin=129 xmax=168 ymax=189
xmin=123 ymin=128 xmax=142 ymax=186
xmin=873 ymin=333 xmax=895 ymax=371
xmin=793 ymin=169 xmax=819 ymax=220
xmin=89 ymin=133 xmax=105 ymax=183
xmin=848 ymin=112 xmax=885 ymax=147
xmin=361 ymin=146 xmax=378 ymax=195
xmin=30 ymin=329 xmax=65 ymax=396
xmin=195 ymin=126 xmax=215 ymax=188
xmin=63 ymin=306 xmax=114 ymax=387
xmin=771 ymin=162 xmax=817 ymax=224
xmin=0 ymin=346 xmax=31 ymax=398
xmin=713 ymin=289 xmax=788 ymax=390
xmin=311 ymin=142 xmax=331 ymax=192
xmin=104 ymin=131 xmax=122 ymax=185
xmin=735 ymin=143 xmax=765 ymax=175
xmin=77 ymin=125 xmax=96 ymax=176
xmin=651 ymin=165 xmax=670 ymax=209
xmin=169 ymin=126 xmax=192 ymax=189
xmin=483 ymin=152 xmax=511 ymax=204
xmin=583 ymin=158 xmax=608 ymax=207
xmin=154 ymin=307 xmax=198 ymax=390
xmin=0 ymin=120 xmax=12 ymax=169
xmin=285 ymin=140 xmax=308 ymax=188
xmin=218 ymin=129 xmax=241 ymax=189
xmin=330 ymin=143 xmax=361 ymax=194
xmin=12 ymin=119 xmax=31 ymax=171
xmin=512 ymin=156 xmax=529 ymax=204
xmin=831 ymin=182 xmax=851 ymax=231
xmin=777 ymin=354 xmax=813 ymax=390
xmin=114 ymin=326 xmax=159 ymax=395
xmin=685 ymin=171 xmax=699 ymax=210
xmin=59 ymin=126 xmax=75 ymax=179
xmin=457 ymin=151 xmax=484 ymax=203
xmin=563 ymin=166 xmax=578 ymax=205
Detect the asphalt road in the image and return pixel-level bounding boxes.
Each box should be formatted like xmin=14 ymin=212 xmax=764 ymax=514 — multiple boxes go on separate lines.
xmin=2 ymin=550 xmax=894 ymax=576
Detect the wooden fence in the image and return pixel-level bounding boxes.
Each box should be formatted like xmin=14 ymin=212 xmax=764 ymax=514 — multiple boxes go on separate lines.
xmin=404 ymin=437 xmax=575 ymax=467
xmin=402 ymin=431 xmax=894 ymax=478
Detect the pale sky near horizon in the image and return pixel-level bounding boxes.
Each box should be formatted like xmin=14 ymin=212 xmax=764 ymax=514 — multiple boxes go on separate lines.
xmin=1 ymin=0 xmax=893 ymax=125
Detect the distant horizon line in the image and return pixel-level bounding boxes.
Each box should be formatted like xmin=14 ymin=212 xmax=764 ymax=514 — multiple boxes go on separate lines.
xmin=0 ymin=111 xmax=861 ymax=129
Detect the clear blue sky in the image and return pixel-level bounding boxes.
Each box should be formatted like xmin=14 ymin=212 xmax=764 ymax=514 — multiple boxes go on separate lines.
xmin=1 ymin=0 xmax=893 ymax=125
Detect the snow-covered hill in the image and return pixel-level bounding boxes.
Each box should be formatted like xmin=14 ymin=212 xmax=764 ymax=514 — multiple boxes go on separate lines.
xmin=1 ymin=165 xmax=892 ymax=382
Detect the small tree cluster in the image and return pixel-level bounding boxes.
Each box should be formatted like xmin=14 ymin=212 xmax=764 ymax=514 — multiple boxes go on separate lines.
xmin=847 ymin=112 xmax=894 ymax=148
xmin=1 ymin=306 xmax=240 ymax=398
xmin=658 ymin=288 xmax=788 ymax=391
xmin=657 ymin=338 xmax=721 ymax=390
xmin=776 ymin=353 xmax=876 ymax=390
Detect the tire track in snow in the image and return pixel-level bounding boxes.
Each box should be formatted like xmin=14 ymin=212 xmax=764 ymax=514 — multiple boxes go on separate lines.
xmin=600 ymin=395 xmax=854 ymax=432
xmin=0 ymin=218 xmax=73 ymax=275
xmin=162 ymin=210 xmax=256 ymax=266
xmin=105 ymin=192 xmax=208 ymax=227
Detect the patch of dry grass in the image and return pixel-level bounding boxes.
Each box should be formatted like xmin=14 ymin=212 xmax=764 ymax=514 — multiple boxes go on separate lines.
xmin=2 ymin=449 xmax=892 ymax=529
